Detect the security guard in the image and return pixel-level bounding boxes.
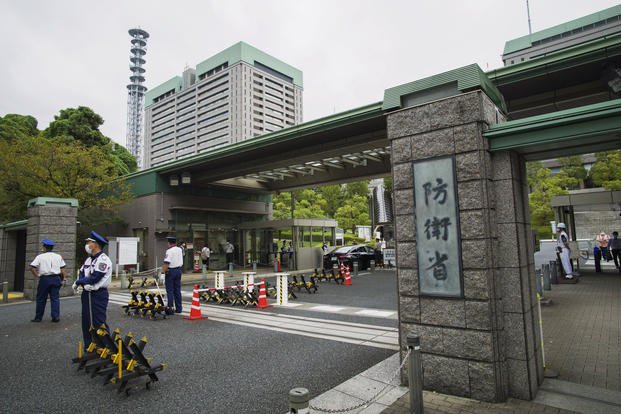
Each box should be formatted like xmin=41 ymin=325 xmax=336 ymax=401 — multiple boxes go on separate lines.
xmin=30 ymin=239 xmax=66 ymax=322
xmin=73 ymin=231 xmax=112 ymax=346
xmin=162 ymin=236 xmax=183 ymax=314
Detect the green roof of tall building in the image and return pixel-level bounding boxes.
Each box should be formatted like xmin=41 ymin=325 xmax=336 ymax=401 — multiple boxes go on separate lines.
xmin=503 ymin=4 xmax=621 ymax=55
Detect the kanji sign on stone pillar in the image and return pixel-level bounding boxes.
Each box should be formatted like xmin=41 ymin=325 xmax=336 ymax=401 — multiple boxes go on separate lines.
xmin=413 ymin=155 xmax=463 ymax=297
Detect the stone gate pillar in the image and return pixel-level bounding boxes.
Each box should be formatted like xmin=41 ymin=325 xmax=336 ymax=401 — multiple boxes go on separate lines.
xmin=387 ymin=78 xmax=542 ymax=401
xmin=24 ymin=197 xmax=78 ymax=300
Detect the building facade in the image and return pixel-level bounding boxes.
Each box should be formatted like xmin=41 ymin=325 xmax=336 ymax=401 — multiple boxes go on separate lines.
xmin=143 ymin=41 xmax=303 ymax=168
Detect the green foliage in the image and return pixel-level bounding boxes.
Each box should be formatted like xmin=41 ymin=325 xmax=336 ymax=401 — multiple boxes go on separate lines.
xmin=44 ymin=106 xmax=137 ymax=175
xmin=334 ymin=194 xmax=371 ymax=233
xmin=0 ymin=136 xmax=133 ymax=222
xmin=44 ymin=106 xmax=109 ymax=147
xmin=271 ymin=190 xmax=327 ymax=220
xmin=589 ymin=150 xmax=621 ymax=190
xmin=526 ymin=162 xmax=569 ymax=239
xmin=558 ymin=155 xmax=587 ymax=184
xmin=317 ymin=184 xmax=342 ymax=218
xmin=0 ymin=114 xmax=39 ymax=141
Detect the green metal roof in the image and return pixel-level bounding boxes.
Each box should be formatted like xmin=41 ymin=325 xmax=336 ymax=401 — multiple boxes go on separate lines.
xmin=503 ymin=4 xmax=621 ymax=55
xmin=27 ymin=197 xmax=79 ymax=208
xmin=484 ymin=98 xmax=621 ymax=155
xmin=382 ymin=63 xmax=506 ymax=112
xmin=0 ymin=219 xmax=27 ymax=231
xmin=488 ymin=33 xmax=621 ymax=86
xmin=124 ymin=101 xmax=384 ymax=180
xmin=195 ymin=41 xmax=303 ymax=87
xmin=145 ymin=76 xmax=183 ymax=107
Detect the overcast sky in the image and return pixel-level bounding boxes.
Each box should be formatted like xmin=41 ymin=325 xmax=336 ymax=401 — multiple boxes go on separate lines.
xmin=1 ymin=0 xmax=618 ymax=145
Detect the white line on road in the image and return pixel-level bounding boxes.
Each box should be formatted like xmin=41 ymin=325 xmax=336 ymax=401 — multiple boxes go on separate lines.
xmin=108 ymin=292 xmax=398 ymax=350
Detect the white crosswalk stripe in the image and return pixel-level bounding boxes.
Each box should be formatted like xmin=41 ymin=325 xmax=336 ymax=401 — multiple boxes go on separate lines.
xmin=108 ymin=291 xmax=399 ymax=350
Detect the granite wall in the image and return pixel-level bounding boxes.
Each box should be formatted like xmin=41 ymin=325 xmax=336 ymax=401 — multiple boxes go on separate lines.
xmin=388 ymin=90 xmax=543 ymax=401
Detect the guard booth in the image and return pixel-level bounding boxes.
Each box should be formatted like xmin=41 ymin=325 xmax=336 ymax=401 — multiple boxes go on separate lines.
xmin=0 ymin=220 xmax=28 ymax=293
xmin=238 ymin=218 xmax=338 ymax=270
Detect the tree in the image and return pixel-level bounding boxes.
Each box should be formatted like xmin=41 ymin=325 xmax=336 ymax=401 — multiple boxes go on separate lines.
xmin=0 ymin=114 xmax=39 ymax=141
xmin=317 ymin=184 xmax=343 ymax=218
xmin=558 ymin=155 xmax=587 ymax=189
xmin=44 ymin=106 xmax=109 ymax=147
xmin=526 ymin=162 xmax=569 ymax=239
xmin=44 ymin=106 xmax=137 ymax=175
xmin=334 ymin=194 xmax=371 ymax=233
xmin=271 ymin=189 xmax=327 ymax=220
xmin=589 ymin=150 xmax=621 ymax=190
xmin=0 ymin=136 xmax=133 ymax=222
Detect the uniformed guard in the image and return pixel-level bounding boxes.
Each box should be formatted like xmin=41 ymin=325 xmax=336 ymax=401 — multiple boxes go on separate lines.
xmin=556 ymin=223 xmax=576 ymax=279
xmin=73 ymin=231 xmax=112 ymax=346
xmin=30 ymin=239 xmax=66 ymax=322
xmin=162 ymin=236 xmax=183 ymax=314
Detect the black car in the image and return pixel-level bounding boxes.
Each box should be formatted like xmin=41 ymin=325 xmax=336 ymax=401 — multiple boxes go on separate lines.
xmin=323 ymin=244 xmax=377 ymax=270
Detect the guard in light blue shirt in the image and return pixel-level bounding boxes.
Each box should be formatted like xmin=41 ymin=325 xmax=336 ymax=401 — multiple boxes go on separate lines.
xmin=73 ymin=231 xmax=112 ymax=346
xmin=30 ymin=239 xmax=66 ymax=322
xmin=162 ymin=236 xmax=183 ymax=314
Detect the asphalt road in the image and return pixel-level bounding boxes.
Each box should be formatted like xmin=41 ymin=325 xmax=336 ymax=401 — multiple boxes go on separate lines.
xmin=0 ymin=270 xmax=398 ymax=413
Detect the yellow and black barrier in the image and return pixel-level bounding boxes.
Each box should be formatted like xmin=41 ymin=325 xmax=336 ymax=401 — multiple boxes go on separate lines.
xmin=122 ymin=290 xmax=172 ymax=319
xmin=71 ymin=325 xmax=166 ymax=396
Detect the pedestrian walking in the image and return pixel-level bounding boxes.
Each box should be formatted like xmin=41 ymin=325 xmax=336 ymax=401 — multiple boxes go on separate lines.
xmin=30 ymin=239 xmax=66 ymax=323
xmin=596 ymin=231 xmax=610 ymax=261
xmin=201 ymin=244 xmax=210 ymax=270
xmin=609 ymin=231 xmax=621 ymax=273
xmin=73 ymin=231 xmax=112 ymax=346
xmin=225 ymin=241 xmax=235 ymax=266
xmin=162 ymin=236 xmax=183 ymax=314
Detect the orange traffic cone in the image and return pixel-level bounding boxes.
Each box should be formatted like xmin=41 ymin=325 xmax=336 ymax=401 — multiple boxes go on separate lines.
xmin=256 ymin=278 xmax=271 ymax=309
xmin=184 ymin=284 xmax=207 ymax=320
xmin=344 ymin=264 xmax=352 ymax=285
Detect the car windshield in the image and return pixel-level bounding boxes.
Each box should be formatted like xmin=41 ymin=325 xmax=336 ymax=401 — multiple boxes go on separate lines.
xmin=333 ymin=246 xmax=357 ymax=254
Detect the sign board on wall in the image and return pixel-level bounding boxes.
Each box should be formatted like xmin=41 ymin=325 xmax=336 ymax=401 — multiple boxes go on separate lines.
xmin=412 ymin=156 xmax=463 ymax=297
xmin=108 ymin=237 xmax=140 ymax=266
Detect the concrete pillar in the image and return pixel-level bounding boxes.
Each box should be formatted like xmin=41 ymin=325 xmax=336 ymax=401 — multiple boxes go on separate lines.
xmin=24 ymin=198 xmax=78 ymax=300
xmin=387 ymin=90 xmax=541 ymax=402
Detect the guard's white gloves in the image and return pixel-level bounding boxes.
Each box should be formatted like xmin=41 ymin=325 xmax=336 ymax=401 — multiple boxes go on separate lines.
xmin=84 ymin=284 xmax=94 ymax=291
xmin=72 ymin=281 xmax=78 ymax=291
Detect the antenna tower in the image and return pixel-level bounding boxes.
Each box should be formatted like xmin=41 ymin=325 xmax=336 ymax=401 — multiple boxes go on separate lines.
xmin=126 ymin=28 xmax=149 ymax=169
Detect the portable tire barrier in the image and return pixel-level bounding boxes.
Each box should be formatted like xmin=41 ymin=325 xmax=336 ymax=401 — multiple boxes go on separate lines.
xmin=122 ymin=290 xmax=172 ymax=319
xmin=291 ymin=275 xmax=319 ymax=293
xmin=197 ymin=282 xmax=261 ymax=307
xmin=71 ymin=325 xmax=166 ymax=396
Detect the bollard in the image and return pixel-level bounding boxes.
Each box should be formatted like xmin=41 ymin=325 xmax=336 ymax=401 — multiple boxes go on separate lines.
xmin=202 ymin=263 xmax=207 ymax=282
xmin=2 ymin=281 xmax=8 ymax=303
xmin=353 ymin=261 xmax=359 ymax=277
xmin=543 ymin=266 xmax=551 ymax=291
xmin=370 ymin=260 xmax=375 ymax=273
xmin=228 ymin=262 xmax=234 ymax=274
xmin=535 ymin=269 xmax=542 ymax=296
xmin=274 ymin=255 xmax=279 ymax=272
xmin=252 ymin=261 xmax=257 ymax=273
xmin=407 ymin=334 xmax=424 ymax=414
xmin=121 ymin=271 xmax=127 ymax=289
xmin=549 ymin=260 xmax=558 ymax=284
xmin=288 ymin=387 xmax=310 ymax=414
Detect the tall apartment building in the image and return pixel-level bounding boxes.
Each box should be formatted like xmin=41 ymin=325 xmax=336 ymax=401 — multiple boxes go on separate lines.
xmin=143 ymin=41 xmax=303 ymax=168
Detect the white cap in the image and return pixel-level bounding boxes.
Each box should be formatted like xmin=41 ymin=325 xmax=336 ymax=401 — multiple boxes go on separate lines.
xmin=557 ymin=223 xmax=566 ymax=228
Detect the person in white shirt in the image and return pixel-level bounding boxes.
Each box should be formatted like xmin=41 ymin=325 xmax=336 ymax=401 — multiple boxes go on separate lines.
xmin=162 ymin=236 xmax=184 ymax=314
xmin=201 ymin=245 xmax=211 ymax=270
xmin=73 ymin=231 xmax=112 ymax=346
xmin=225 ymin=241 xmax=235 ymax=266
xmin=556 ymin=223 xmax=575 ymax=279
xmin=30 ymin=239 xmax=66 ymax=322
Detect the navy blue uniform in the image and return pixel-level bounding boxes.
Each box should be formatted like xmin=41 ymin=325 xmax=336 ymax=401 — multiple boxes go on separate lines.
xmin=75 ymin=251 xmax=112 ymax=345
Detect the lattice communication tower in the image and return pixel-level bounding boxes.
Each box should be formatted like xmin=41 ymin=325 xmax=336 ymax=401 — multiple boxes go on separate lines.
xmin=126 ymin=28 xmax=149 ymax=169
